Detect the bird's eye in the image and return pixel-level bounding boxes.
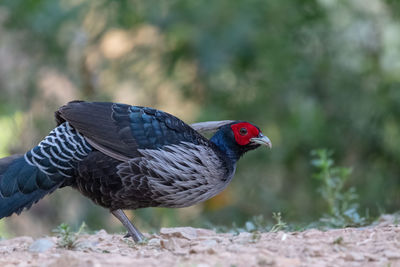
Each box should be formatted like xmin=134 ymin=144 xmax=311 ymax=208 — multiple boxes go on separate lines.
xmin=239 ymin=127 xmax=248 ymax=136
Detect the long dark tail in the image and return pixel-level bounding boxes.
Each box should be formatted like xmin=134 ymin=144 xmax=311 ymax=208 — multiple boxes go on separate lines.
xmin=0 ymin=122 xmax=92 ymax=219
xmin=0 ymin=155 xmax=62 ymax=218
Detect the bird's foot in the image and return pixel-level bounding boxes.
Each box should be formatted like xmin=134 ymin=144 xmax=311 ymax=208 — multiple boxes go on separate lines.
xmin=124 ymin=232 xmax=148 ymax=244
xmin=111 ymin=209 xmax=145 ymax=243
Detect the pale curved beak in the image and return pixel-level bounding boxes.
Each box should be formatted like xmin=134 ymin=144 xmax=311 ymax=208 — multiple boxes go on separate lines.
xmin=250 ymin=134 xmax=272 ymax=148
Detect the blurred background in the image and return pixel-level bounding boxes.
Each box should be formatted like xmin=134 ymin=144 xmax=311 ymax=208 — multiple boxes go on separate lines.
xmin=0 ymin=0 xmax=399 ymax=237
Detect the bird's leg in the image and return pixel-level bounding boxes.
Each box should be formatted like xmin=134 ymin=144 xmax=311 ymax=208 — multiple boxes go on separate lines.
xmin=111 ymin=209 xmax=144 ymax=243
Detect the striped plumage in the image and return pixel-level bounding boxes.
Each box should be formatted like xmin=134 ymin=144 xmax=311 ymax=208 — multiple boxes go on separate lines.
xmin=0 ymin=101 xmax=271 ymax=242
xmin=25 ymin=122 xmax=92 ymax=178
xmin=0 ymin=122 xmax=92 ymax=218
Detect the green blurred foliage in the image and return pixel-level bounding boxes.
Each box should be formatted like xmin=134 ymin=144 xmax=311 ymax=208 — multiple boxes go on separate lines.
xmin=311 ymin=149 xmax=367 ymax=227
xmin=0 ymin=0 xmax=399 ymax=236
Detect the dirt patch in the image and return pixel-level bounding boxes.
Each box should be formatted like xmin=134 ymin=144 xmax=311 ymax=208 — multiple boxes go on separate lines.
xmin=0 ymin=215 xmax=399 ymax=267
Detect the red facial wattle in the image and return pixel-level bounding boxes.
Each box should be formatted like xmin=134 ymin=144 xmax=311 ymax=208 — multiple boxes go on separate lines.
xmin=231 ymin=122 xmax=260 ymax=146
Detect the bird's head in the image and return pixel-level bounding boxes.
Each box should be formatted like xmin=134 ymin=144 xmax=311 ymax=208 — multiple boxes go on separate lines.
xmin=210 ymin=121 xmax=271 ymax=163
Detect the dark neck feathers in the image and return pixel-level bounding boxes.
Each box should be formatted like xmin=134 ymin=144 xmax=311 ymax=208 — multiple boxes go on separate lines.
xmin=210 ymin=127 xmax=246 ymax=164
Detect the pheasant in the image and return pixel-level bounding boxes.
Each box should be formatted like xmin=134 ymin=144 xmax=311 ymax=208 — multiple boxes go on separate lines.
xmin=0 ymin=101 xmax=271 ymax=242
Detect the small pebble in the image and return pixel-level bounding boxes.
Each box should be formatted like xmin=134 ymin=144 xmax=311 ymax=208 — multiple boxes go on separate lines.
xmin=29 ymin=238 xmax=54 ymax=253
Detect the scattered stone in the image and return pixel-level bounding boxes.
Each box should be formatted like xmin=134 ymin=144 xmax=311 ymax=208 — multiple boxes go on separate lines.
xmin=302 ymin=229 xmax=322 ymax=238
xmin=384 ymin=250 xmax=400 ymax=259
xmin=364 ymin=253 xmax=382 ymax=262
xmin=4 ymin=236 xmax=34 ymax=246
xmin=199 ymin=239 xmax=217 ymax=247
xmin=280 ymin=233 xmax=287 ymax=241
xmin=226 ymin=244 xmax=243 ymax=253
xmin=275 ymin=257 xmax=302 ymax=266
xmin=0 ymin=217 xmax=399 ymax=267
xmin=307 ymin=247 xmax=323 ymax=257
xmin=29 ymin=238 xmax=55 ymax=253
xmin=257 ymin=257 xmax=275 ymax=266
xmin=96 ymin=229 xmax=108 ymax=235
xmin=194 ymin=228 xmax=216 ymax=237
xmin=160 ymin=238 xmax=176 ymax=251
xmin=147 ymin=238 xmax=161 ymax=247
xmin=233 ymin=232 xmax=253 ymax=244
xmin=189 ymin=239 xmax=218 ymax=254
xmin=160 ymin=237 xmax=189 ymax=255
xmin=48 ymin=255 xmax=97 ymax=267
xmin=344 ymin=252 xmax=365 ymax=261
xmin=160 ymin=227 xmax=215 ymax=240
xmin=75 ymin=240 xmax=98 ymax=251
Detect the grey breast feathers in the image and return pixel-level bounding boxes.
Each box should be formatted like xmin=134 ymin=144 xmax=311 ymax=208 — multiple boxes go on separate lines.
xmin=116 ymin=142 xmax=235 ymax=208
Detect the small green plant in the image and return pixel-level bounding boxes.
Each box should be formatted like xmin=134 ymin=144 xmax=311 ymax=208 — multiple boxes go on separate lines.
xmin=394 ymin=213 xmax=399 ymax=226
xmin=311 ymin=149 xmax=367 ymax=228
xmin=332 ymin=236 xmax=344 ymax=245
xmin=53 ymin=222 xmax=87 ymax=249
xmin=250 ymin=231 xmax=261 ymax=243
xmin=270 ymin=212 xmax=287 ymax=232
xmin=0 ymin=220 xmax=9 ymax=239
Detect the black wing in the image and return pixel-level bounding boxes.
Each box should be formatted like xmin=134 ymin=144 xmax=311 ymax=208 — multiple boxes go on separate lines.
xmin=55 ymin=101 xmax=208 ymax=161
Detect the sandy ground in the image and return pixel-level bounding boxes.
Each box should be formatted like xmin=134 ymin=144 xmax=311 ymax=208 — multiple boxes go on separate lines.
xmin=0 ymin=215 xmax=399 ymax=267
